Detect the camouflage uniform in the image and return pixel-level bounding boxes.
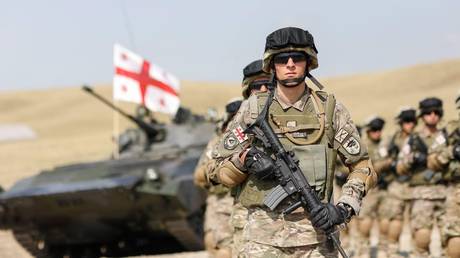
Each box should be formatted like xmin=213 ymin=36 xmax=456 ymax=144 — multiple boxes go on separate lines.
xmin=211 ymin=86 xmax=376 ymax=257
xmin=441 ymin=119 xmax=460 ymax=248
xmin=194 ymin=135 xmax=235 ymax=256
xmin=397 ymin=121 xmax=448 ymax=257
xmin=377 ymin=129 xmax=410 ymax=222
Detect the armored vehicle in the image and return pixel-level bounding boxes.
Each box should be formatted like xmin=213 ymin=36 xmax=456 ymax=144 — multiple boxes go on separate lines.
xmin=0 ymin=86 xmax=215 ymax=257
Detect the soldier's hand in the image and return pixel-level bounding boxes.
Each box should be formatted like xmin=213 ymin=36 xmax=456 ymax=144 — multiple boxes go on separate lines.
xmin=244 ymin=147 xmax=275 ymax=180
xmin=453 ymin=143 xmax=460 ymax=161
xmin=310 ymin=203 xmax=350 ymax=232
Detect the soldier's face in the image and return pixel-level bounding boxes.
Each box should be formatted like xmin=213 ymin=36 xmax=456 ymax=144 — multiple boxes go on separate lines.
xmin=273 ymin=53 xmax=307 ymax=82
xmin=250 ymin=84 xmax=268 ymax=95
xmin=367 ymin=130 xmax=382 ymax=141
xmin=401 ymin=121 xmax=416 ymax=134
xmin=422 ymin=111 xmax=440 ymax=126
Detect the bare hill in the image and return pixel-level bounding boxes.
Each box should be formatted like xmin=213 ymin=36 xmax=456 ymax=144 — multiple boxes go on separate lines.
xmin=0 ymin=58 xmax=459 ymax=258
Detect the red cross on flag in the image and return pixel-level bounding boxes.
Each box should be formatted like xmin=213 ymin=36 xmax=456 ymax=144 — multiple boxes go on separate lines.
xmin=113 ymin=44 xmax=180 ymax=115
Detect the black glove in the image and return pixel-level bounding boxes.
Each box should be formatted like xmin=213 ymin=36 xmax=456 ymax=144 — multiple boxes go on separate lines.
xmin=453 ymin=143 xmax=460 ymax=161
xmin=244 ymin=147 xmax=275 ymax=180
xmin=412 ymin=152 xmax=427 ymax=169
xmin=310 ymin=203 xmax=351 ymax=232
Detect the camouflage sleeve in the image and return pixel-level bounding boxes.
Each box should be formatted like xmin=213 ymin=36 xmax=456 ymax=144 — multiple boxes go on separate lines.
xmin=193 ymin=135 xmax=219 ymax=188
xmin=208 ymin=98 xmax=256 ymax=183
xmin=332 ymin=102 xmax=376 ymax=215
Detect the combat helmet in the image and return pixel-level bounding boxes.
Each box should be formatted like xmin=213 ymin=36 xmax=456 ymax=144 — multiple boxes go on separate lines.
xmin=241 ymin=59 xmax=270 ymax=99
xmin=364 ymin=116 xmax=385 ymax=131
xmin=263 ymin=27 xmax=318 ymax=73
xmin=396 ymin=107 xmax=417 ymax=124
xmin=219 ymin=97 xmax=243 ymax=132
xmin=419 ymin=97 xmax=443 ymax=117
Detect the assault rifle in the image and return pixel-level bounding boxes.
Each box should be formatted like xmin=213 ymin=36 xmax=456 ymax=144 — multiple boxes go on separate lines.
xmin=244 ymin=92 xmax=348 ymax=258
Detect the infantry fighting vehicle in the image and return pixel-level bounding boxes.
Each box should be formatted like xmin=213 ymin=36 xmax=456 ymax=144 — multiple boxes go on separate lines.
xmin=0 ymin=86 xmax=215 ymax=258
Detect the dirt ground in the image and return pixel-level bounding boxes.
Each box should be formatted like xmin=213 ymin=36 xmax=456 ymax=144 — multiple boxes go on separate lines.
xmin=0 ymin=58 xmax=459 ymax=257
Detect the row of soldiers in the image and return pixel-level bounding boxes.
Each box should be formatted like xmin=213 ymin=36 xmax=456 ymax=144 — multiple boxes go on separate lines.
xmin=348 ymin=96 xmax=460 ymax=258
xmin=193 ymin=26 xmax=459 ymax=258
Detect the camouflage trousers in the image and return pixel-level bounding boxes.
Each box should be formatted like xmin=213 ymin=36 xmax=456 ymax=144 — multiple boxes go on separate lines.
xmin=441 ymin=183 xmax=460 ymax=242
xmin=378 ymin=181 xmax=409 ymax=221
xmin=204 ymin=193 xmax=234 ymax=251
xmin=235 ymin=240 xmax=338 ymax=258
xmin=230 ymin=203 xmax=249 ymax=257
xmin=359 ymin=188 xmax=381 ymax=218
xmin=409 ymin=185 xmax=447 ymax=232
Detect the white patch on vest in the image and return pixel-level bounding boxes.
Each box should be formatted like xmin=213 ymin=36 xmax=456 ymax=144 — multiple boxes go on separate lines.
xmin=292 ymin=132 xmax=307 ymax=138
xmin=435 ymin=134 xmax=446 ymax=145
xmin=224 ymin=134 xmax=238 ymax=150
xmin=401 ymin=144 xmax=411 ymax=155
xmin=343 ymin=137 xmax=360 ymax=155
xmin=335 ymin=128 xmax=349 ymax=143
xmin=232 ymin=126 xmax=248 ymax=143
xmin=379 ymin=146 xmax=388 ymax=158
xmin=286 ymin=121 xmax=297 ymax=128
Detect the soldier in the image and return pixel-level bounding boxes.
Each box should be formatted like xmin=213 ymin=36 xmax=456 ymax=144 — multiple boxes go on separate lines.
xmin=377 ymin=108 xmax=417 ymax=256
xmin=229 ymin=59 xmax=271 ymax=257
xmin=356 ymin=116 xmax=387 ymax=257
xmin=427 ymin=95 xmax=460 ymax=258
xmin=194 ymin=98 xmax=243 ymax=258
xmin=195 ymin=60 xmax=270 ymax=258
xmin=397 ymin=97 xmax=448 ymax=257
xmin=209 ymin=27 xmax=377 ymax=257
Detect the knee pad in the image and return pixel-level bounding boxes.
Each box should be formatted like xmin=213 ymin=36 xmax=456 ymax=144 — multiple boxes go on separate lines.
xmin=358 ymin=217 xmax=373 ymax=237
xmin=447 ymin=237 xmax=460 ymax=258
xmin=215 ymin=247 xmax=232 ymax=258
xmin=204 ymin=231 xmax=216 ymax=251
xmin=414 ymin=228 xmax=431 ymax=251
xmin=387 ymin=220 xmax=403 ymax=243
xmin=379 ymin=218 xmax=390 ymax=236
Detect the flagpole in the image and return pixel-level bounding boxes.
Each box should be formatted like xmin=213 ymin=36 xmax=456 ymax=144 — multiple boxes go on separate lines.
xmin=113 ymin=93 xmax=120 ymax=160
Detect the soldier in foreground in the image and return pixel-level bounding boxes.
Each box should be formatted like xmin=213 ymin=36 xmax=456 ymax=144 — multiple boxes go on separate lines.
xmin=377 ymin=108 xmax=417 ymax=256
xmin=210 ymin=27 xmax=377 ymax=257
xmin=426 ymin=95 xmax=460 ymax=258
xmin=397 ymin=97 xmax=447 ymax=257
xmin=194 ymin=60 xmax=270 ymax=258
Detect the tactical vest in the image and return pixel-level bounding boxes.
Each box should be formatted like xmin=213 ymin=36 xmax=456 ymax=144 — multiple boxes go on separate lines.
xmin=409 ymin=130 xmax=446 ymax=186
xmin=236 ymin=89 xmax=337 ymax=209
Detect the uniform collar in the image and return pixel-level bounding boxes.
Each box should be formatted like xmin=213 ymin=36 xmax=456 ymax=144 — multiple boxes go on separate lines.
xmin=418 ymin=125 xmax=439 ymax=138
xmin=273 ymin=87 xmax=310 ymax=111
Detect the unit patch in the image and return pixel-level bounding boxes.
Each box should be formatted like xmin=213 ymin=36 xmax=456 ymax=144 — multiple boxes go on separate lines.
xmin=335 ymin=128 xmax=349 ymax=143
xmin=224 ymin=134 xmax=238 ymax=150
xmin=232 ymin=126 xmax=248 ymax=143
xmin=343 ymin=137 xmax=360 ymax=155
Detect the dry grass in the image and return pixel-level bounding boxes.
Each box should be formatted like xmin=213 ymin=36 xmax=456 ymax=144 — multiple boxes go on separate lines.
xmin=0 ymin=58 xmax=459 ymax=257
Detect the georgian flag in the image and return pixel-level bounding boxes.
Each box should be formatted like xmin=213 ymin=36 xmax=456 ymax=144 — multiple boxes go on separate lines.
xmin=113 ymin=44 xmax=180 ymax=115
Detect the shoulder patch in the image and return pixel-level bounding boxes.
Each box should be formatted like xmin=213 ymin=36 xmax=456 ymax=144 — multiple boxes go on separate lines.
xmin=232 ymin=126 xmax=248 ymax=143
xmin=223 ymin=134 xmax=238 ymax=150
xmin=335 ymin=128 xmax=349 ymax=143
xmin=343 ymin=136 xmax=361 ymax=155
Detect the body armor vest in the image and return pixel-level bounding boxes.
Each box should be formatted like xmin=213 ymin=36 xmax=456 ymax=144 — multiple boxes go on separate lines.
xmin=236 ymin=89 xmax=337 ymax=209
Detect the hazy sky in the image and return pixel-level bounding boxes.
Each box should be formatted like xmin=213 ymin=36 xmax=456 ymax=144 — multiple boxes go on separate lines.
xmin=1 ymin=0 xmax=460 ymax=90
